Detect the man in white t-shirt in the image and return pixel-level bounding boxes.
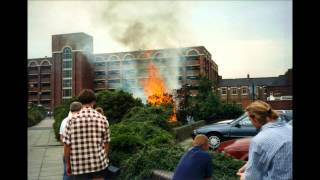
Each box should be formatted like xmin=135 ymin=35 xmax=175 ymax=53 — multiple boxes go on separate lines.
xmin=59 ymin=101 xmax=82 ymax=180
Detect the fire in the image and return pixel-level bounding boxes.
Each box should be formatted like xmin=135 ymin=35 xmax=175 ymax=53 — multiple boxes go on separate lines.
xmin=141 ymin=63 xmax=177 ymax=122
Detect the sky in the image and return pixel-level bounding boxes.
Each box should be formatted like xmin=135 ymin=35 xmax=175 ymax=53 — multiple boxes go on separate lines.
xmin=28 ymin=0 xmax=292 ymax=79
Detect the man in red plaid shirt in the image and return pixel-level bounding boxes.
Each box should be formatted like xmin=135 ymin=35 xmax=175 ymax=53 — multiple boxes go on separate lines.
xmin=63 ymin=89 xmax=110 ymax=180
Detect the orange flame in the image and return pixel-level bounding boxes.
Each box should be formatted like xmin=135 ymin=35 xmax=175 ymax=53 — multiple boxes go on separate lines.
xmin=141 ymin=62 xmax=177 ymax=122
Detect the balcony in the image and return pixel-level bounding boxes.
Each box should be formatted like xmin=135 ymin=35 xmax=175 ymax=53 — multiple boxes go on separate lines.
xmin=29 ymin=78 xmax=39 ymax=83
xmin=40 ymin=69 xmax=51 ymax=74
xmin=41 ymin=86 xmax=51 ymax=91
xmin=94 ymin=83 xmax=106 ymax=89
xmin=40 ymin=78 xmax=50 ymax=83
xmin=28 ymin=69 xmax=39 ymax=75
xmin=29 ymin=95 xmax=38 ymax=101
xmin=94 ymin=75 xmax=106 ymax=80
xmin=28 ymin=87 xmax=39 ymax=92
xmin=108 ymin=75 xmax=121 ymax=79
xmin=41 ymin=95 xmax=51 ymax=100
xmin=94 ymin=66 xmax=105 ymax=71
xmin=185 ymin=60 xmax=200 ymax=66
xmin=186 ymin=70 xmax=200 ymax=76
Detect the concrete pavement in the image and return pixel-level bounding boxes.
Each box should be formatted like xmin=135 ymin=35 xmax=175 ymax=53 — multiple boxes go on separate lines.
xmin=28 ymin=117 xmax=63 ymax=180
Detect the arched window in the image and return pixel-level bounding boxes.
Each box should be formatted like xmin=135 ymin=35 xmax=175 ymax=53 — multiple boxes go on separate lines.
xmin=108 ymin=55 xmax=120 ymax=61
xmin=123 ymin=54 xmax=134 ymax=61
xmin=40 ymin=60 xmax=51 ymax=66
xmin=187 ymin=49 xmax=200 ymax=56
xmin=28 ymin=61 xmax=38 ymax=67
xmin=63 ymin=47 xmax=72 ymax=59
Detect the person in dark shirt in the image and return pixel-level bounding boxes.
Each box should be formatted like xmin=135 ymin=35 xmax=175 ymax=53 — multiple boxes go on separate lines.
xmin=172 ymin=134 xmax=213 ymax=180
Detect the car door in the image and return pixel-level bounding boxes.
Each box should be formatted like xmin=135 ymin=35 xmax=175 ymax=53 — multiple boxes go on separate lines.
xmin=229 ymin=116 xmax=258 ymax=138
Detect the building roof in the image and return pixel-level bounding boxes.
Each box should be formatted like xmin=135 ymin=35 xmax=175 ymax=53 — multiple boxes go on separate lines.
xmin=218 ymin=76 xmax=289 ymax=87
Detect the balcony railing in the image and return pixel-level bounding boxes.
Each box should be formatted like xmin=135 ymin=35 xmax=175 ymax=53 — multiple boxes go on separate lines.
xmin=28 ymin=87 xmax=39 ymax=92
xmin=41 ymin=95 xmax=51 ymax=100
xmin=29 ymin=95 xmax=38 ymax=101
xmin=95 ymin=75 xmax=106 ymax=80
xmin=41 ymin=87 xmax=51 ymax=91
xmin=185 ymin=60 xmax=200 ymax=66
xmin=29 ymin=78 xmax=39 ymax=83
xmin=94 ymin=83 xmax=106 ymax=89
xmin=28 ymin=70 xmax=39 ymax=74
xmin=108 ymin=75 xmax=121 ymax=79
xmin=40 ymin=78 xmax=50 ymax=82
xmin=40 ymin=69 xmax=51 ymax=74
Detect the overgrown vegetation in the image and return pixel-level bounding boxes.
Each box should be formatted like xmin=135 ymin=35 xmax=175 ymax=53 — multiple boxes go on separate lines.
xmin=95 ymin=90 xmax=143 ymax=124
xmin=52 ymin=88 xmax=246 ymax=179
xmin=28 ymin=104 xmax=47 ymax=127
xmin=181 ymin=77 xmax=244 ymax=123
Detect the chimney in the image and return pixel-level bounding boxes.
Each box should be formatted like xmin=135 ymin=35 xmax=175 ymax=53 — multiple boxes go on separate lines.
xmin=247 ymin=74 xmax=250 ymax=79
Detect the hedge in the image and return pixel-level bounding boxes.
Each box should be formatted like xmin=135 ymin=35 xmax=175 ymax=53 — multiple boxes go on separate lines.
xmin=28 ymin=104 xmax=47 ymax=127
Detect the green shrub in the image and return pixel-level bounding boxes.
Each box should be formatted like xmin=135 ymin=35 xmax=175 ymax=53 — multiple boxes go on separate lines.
xmin=121 ymin=105 xmax=174 ymax=131
xmin=120 ymin=145 xmax=185 ymax=180
xmin=28 ymin=104 xmax=46 ymax=127
xmin=52 ymin=97 xmax=78 ymax=140
xmin=96 ymin=90 xmax=143 ymax=124
xmin=210 ymin=151 xmax=246 ymax=180
xmin=216 ymin=103 xmax=244 ymax=120
xmin=109 ymin=121 xmax=174 ymax=168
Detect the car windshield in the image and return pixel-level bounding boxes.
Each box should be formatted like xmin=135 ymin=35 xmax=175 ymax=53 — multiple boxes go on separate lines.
xmin=230 ymin=113 xmax=247 ymax=124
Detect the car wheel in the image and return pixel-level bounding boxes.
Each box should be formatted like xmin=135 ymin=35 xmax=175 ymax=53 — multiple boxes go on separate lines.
xmin=208 ymin=133 xmax=221 ymax=149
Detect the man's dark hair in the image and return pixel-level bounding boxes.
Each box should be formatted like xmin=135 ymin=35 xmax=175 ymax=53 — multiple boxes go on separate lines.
xmin=78 ymin=89 xmax=96 ymax=104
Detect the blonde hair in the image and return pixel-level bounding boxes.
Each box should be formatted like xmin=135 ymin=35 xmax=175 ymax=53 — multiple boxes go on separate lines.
xmin=245 ymin=100 xmax=279 ymax=124
xmin=192 ymin=134 xmax=208 ymax=147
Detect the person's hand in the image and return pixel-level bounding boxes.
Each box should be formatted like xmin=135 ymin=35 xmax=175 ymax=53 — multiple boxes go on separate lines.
xmin=236 ymin=172 xmax=245 ymax=180
xmin=66 ymin=163 xmax=72 ymax=176
xmin=237 ymin=163 xmax=246 ymax=174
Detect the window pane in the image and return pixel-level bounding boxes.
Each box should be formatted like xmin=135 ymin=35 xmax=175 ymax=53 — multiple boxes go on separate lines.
xmin=63 ymin=89 xmax=71 ymax=97
xmin=63 ymin=61 xmax=72 ymax=69
xmin=63 ymin=70 xmax=72 ymax=78
xmin=63 ymin=79 xmax=71 ymax=87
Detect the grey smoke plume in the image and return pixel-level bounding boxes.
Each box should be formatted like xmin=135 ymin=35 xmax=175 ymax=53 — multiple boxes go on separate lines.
xmin=93 ymin=1 xmax=186 ymax=102
xmin=97 ymin=1 xmax=182 ymax=50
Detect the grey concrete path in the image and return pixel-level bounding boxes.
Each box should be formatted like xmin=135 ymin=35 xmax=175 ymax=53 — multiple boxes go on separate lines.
xmin=28 ymin=117 xmax=63 ymax=180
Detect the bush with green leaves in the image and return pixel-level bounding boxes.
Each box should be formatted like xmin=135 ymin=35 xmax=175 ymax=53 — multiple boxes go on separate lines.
xmin=120 ymin=145 xmax=185 ymax=180
xmin=182 ymin=77 xmax=244 ymax=122
xmin=28 ymin=104 xmax=47 ymax=127
xmin=52 ymin=97 xmax=78 ymax=140
xmin=216 ymin=103 xmax=244 ymax=120
xmin=121 ymin=105 xmax=178 ymax=131
xmin=109 ymin=121 xmax=174 ymax=167
xmin=211 ymin=151 xmax=246 ymax=180
xmin=96 ymin=90 xmax=143 ymax=124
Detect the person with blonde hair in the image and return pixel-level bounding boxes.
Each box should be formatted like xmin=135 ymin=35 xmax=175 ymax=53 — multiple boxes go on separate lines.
xmin=172 ymin=134 xmax=213 ymax=180
xmin=237 ymin=100 xmax=292 ymax=180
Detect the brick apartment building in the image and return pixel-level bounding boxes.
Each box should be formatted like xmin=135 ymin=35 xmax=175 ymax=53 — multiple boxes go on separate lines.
xmin=217 ymin=69 xmax=292 ymax=110
xmin=28 ymin=32 xmax=219 ymax=111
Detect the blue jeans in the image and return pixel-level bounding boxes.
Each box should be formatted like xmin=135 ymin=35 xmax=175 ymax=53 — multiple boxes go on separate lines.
xmin=63 ymin=156 xmax=71 ymax=180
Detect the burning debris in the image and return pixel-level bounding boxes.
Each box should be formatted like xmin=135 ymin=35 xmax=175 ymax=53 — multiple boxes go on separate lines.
xmin=141 ymin=63 xmax=177 ymax=122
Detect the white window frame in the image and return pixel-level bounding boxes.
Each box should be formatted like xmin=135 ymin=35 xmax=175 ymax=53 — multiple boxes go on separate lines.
xmin=221 ymin=87 xmax=227 ymax=96
xmin=231 ymin=87 xmax=238 ymax=95
xmin=241 ymin=86 xmax=248 ymax=95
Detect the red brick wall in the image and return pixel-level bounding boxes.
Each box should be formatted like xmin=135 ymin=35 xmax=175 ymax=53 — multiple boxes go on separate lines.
xmin=267 ymin=100 xmax=292 ymax=110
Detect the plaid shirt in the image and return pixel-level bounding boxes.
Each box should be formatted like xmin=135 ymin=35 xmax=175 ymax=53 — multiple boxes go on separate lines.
xmin=63 ymin=106 xmax=111 ymax=175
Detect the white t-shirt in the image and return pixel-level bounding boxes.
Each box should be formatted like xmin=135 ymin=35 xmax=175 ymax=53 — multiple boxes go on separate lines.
xmin=59 ymin=112 xmax=72 ymax=135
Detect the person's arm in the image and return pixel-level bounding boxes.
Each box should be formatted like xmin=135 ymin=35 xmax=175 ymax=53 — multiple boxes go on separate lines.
xmin=204 ymin=155 xmax=213 ymax=180
xmin=240 ymin=141 xmax=266 ymax=180
xmin=64 ymin=144 xmax=71 ymax=176
xmin=103 ymin=117 xmax=111 ymax=158
xmin=104 ymin=143 xmax=109 ymax=157
xmin=62 ymin=118 xmax=72 ymax=175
